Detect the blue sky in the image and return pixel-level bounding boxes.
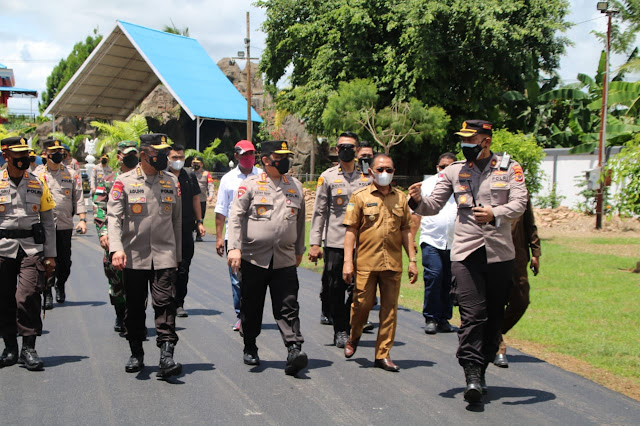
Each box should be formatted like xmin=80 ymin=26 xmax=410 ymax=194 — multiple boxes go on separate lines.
xmin=0 ymin=0 xmax=636 ymax=116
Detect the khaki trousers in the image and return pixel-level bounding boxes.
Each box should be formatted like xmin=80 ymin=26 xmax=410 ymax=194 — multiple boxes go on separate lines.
xmin=349 ymin=270 xmax=401 ymax=360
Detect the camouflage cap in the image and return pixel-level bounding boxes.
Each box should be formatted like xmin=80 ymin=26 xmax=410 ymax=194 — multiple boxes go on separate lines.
xmin=117 ymin=140 xmax=139 ymax=154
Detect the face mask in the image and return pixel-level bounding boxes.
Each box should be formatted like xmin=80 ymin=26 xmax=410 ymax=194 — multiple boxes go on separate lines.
xmin=239 ymin=155 xmax=254 ymax=170
xmin=29 ymin=157 xmax=36 ymax=163
xmin=13 ymin=156 xmax=31 ymax=170
xmin=101 ymin=158 xmax=108 ymax=165
xmin=358 ymin=158 xmax=372 ymax=175
xmin=372 ymin=171 xmax=393 ymax=186
xmin=49 ymin=152 xmax=64 ymax=164
xmin=461 ymin=142 xmax=484 ymax=162
xmin=122 ymin=154 xmax=139 ymax=169
xmin=192 ymin=164 xmax=201 ymax=170
xmin=169 ymin=160 xmax=184 ymax=171
xmin=271 ymin=156 xmax=290 ymax=175
xmin=338 ymin=146 xmax=356 ymax=163
xmin=146 ymin=151 xmax=168 ymax=171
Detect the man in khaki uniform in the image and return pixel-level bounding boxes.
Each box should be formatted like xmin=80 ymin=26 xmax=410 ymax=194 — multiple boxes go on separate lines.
xmin=343 ymin=153 xmax=417 ymax=372
xmin=309 ymin=132 xmax=372 ymax=348
xmin=227 ymin=140 xmax=308 ymax=376
xmin=191 ymin=156 xmax=214 ymax=241
xmin=0 ymin=137 xmax=56 ymax=371
xmin=108 ymin=133 xmax=183 ymax=378
xmin=34 ymin=139 xmax=86 ymax=309
xmin=408 ymin=120 xmax=528 ymax=403
xmin=90 ymin=154 xmax=113 ymax=194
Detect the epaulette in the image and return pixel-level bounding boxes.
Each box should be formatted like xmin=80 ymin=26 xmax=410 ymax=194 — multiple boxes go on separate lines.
xmin=352 ymin=186 xmax=369 ymax=196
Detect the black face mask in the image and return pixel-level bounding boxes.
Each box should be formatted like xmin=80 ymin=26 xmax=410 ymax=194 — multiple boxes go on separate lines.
xmin=146 ymin=151 xmax=168 ymax=171
xmin=29 ymin=156 xmax=36 ymax=163
xmin=122 ymin=154 xmax=139 ymax=169
xmin=358 ymin=157 xmax=372 ymax=175
xmin=271 ymin=157 xmax=290 ymax=175
xmin=462 ymin=144 xmax=484 ymax=162
xmin=192 ymin=164 xmax=201 ymax=170
xmin=13 ymin=156 xmax=31 ymax=170
xmin=338 ymin=146 xmax=356 ymax=163
xmin=101 ymin=158 xmax=108 ymax=165
xmin=49 ymin=152 xmax=64 ymax=164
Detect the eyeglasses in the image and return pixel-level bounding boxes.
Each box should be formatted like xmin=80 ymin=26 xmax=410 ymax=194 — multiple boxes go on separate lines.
xmin=437 ymin=164 xmax=449 ymax=170
xmin=374 ymin=167 xmax=394 ymax=173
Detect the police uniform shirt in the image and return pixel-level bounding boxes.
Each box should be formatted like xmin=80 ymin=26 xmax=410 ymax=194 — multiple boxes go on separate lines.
xmin=412 ymin=152 xmax=528 ymax=263
xmin=0 ymin=169 xmax=57 ymax=258
xmin=34 ymin=164 xmax=86 ymax=230
xmin=91 ymin=163 xmax=113 ymax=191
xmin=310 ymin=165 xmax=372 ymax=249
xmin=214 ymin=165 xmax=261 ymax=241
xmin=107 ymin=165 xmax=182 ymax=270
xmin=227 ymin=172 xmax=305 ymax=269
xmin=343 ymin=184 xmax=412 ymax=272
xmin=194 ymin=169 xmax=215 ymax=202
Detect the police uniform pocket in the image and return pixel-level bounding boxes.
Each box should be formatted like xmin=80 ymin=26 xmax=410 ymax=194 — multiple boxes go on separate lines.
xmin=454 ymin=188 xmax=474 ymax=208
xmin=331 ymin=187 xmax=348 ymax=209
xmin=251 ymin=198 xmax=273 ymax=221
xmin=285 ymin=198 xmax=301 ymax=220
xmin=129 ymin=197 xmax=149 ymax=216
xmin=362 ymin=206 xmax=379 ymax=227
xmin=159 ymin=194 xmax=176 ymax=216
xmin=26 ymin=192 xmax=42 ymax=215
xmin=490 ymin=185 xmax=509 ymax=206
xmin=61 ymin=181 xmax=73 ymax=197
xmin=0 ymin=189 xmax=12 ymax=215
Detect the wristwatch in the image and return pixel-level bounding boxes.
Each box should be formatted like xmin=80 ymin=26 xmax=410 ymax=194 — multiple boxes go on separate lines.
xmin=79 ymin=218 xmax=86 ymax=223
xmin=196 ymin=219 xmax=203 ymax=224
xmin=409 ymin=258 xmax=417 ymax=263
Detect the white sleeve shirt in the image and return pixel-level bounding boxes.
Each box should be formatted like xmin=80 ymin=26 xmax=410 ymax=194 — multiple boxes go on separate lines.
xmin=418 ymin=173 xmax=457 ymax=250
xmin=214 ymin=165 xmax=261 ymax=241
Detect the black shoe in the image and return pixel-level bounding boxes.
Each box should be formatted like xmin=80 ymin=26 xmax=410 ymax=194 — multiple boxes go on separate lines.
xmin=157 ymin=342 xmax=182 ymax=378
xmin=320 ymin=314 xmax=332 ymax=325
xmin=176 ymin=306 xmax=188 ymax=318
xmin=243 ymin=351 xmax=260 ymax=366
xmin=436 ymin=321 xmax=457 ymax=333
xmin=463 ymin=362 xmax=483 ymax=403
xmin=285 ymin=343 xmax=308 ymax=376
xmin=19 ymin=336 xmax=43 ymax=371
xmin=114 ymin=317 xmax=125 ymax=333
xmin=424 ymin=319 xmax=437 ymax=335
xmin=195 ymin=235 xmax=203 ymax=242
xmin=125 ymin=340 xmax=144 ymax=373
xmin=0 ymin=336 xmax=19 ymax=368
xmin=43 ymin=290 xmax=53 ymax=310
xmin=363 ymin=321 xmax=374 ymax=333
xmin=333 ymin=331 xmax=348 ymax=348
xmin=494 ymin=353 xmax=509 ymax=368
xmin=55 ymin=284 xmax=65 ymax=303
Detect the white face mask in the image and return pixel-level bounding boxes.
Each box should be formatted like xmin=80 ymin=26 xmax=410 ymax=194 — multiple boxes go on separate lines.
xmin=372 ymin=171 xmax=393 ymax=186
xmin=169 ymin=160 xmax=184 ymax=171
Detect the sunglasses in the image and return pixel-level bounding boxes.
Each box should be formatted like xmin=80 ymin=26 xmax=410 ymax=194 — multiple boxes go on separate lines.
xmin=437 ymin=164 xmax=449 ymax=170
xmin=374 ymin=167 xmax=394 ymax=173
xmin=337 ymin=144 xmax=355 ymax=151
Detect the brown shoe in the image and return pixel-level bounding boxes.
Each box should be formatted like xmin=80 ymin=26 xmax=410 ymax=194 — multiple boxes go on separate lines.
xmin=344 ymin=337 xmax=359 ymax=358
xmin=374 ymin=357 xmax=400 ymax=372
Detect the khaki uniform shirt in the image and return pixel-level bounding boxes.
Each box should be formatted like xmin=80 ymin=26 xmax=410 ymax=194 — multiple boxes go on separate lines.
xmin=34 ymin=164 xmax=86 ymax=230
xmin=310 ymin=165 xmax=372 ymax=249
xmin=0 ymin=169 xmax=57 ymax=258
xmin=410 ymin=153 xmax=528 ymax=263
xmin=228 ymin=172 xmax=306 ymax=269
xmin=343 ymin=184 xmax=412 ymax=272
xmin=194 ymin=169 xmax=215 ymax=202
xmin=107 ymin=166 xmax=182 ymax=270
xmin=90 ymin=164 xmax=113 ymax=192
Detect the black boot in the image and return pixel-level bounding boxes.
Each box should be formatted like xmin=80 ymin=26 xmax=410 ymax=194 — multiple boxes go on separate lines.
xmin=285 ymin=343 xmax=308 ymax=376
xmin=43 ymin=288 xmax=53 ymax=310
xmin=462 ymin=362 xmax=483 ymax=403
xmin=480 ymin=364 xmax=488 ymax=394
xmin=0 ymin=335 xmax=19 ymax=368
xmin=114 ymin=305 xmax=125 ymax=333
xmin=19 ymin=336 xmax=44 ymax=371
xmin=157 ymin=342 xmax=182 ymax=378
xmin=125 ymin=340 xmax=144 ymax=373
xmin=55 ymin=282 xmax=66 ymax=303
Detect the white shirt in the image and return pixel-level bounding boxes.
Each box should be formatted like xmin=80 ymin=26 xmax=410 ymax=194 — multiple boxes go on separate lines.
xmin=418 ymin=173 xmax=457 ymax=250
xmin=214 ymin=165 xmax=261 ymax=240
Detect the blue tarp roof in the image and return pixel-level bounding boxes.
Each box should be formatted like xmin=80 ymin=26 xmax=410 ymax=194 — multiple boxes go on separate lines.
xmin=44 ymin=20 xmax=261 ymax=123
xmin=0 ymin=87 xmax=37 ymax=94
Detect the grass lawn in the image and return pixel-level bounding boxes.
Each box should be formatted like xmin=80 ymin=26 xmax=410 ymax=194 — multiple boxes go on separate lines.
xmin=206 ymin=212 xmax=640 ymax=398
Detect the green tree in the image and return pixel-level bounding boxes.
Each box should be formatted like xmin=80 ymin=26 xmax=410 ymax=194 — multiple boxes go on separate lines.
xmin=47 ymin=132 xmax=89 ymax=157
xmin=607 ymin=133 xmax=640 ymax=216
xmin=40 ymin=29 xmax=103 ymax=113
xmin=162 ymin=20 xmax=190 ymax=37
xmin=489 ymin=129 xmax=545 ymax=195
xmin=258 ymin=0 xmax=570 ymax=134
xmin=185 ymin=138 xmax=228 ymax=171
xmin=90 ymin=115 xmax=150 ymax=167
xmin=596 ymin=1 xmax=640 ymax=55
xmin=322 ymin=78 xmax=450 ymax=155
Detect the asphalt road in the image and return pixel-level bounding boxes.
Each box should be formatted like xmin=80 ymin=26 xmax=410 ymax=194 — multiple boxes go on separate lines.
xmin=2 ymin=221 xmax=639 ymax=425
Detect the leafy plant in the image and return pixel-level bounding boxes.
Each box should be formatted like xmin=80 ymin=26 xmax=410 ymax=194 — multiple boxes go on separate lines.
xmin=535 ymin=183 xmax=565 ymax=209
xmin=607 ymin=134 xmax=640 ymax=216
xmin=47 ymin=132 xmax=89 ymax=157
xmin=489 ymin=129 xmax=546 ymax=195
xmin=184 ymin=139 xmax=229 ymax=171
xmin=90 ymin=115 xmax=150 ymax=155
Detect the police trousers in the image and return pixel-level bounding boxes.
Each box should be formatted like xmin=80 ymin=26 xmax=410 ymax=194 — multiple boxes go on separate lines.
xmin=240 ymin=259 xmax=303 ymax=351
xmin=502 ymin=255 xmax=531 ymax=334
xmin=175 ymin=227 xmax=195 ymax=308
xmin=0 ymin=249 xmax=45 ymax=337
xmin=122 ymin=267 xmax=178 ymax=346
xmin=48 ymin=229 xmax=72 ymax=288
xmin=451 ymin=247 xmax=513 ymax=366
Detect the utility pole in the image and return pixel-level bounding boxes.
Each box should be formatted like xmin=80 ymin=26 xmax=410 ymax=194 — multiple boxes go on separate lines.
xmin=232 ymin=12 xmax=260 ymax=142
xmin=595 ymin=2 xmax=619 ymax=229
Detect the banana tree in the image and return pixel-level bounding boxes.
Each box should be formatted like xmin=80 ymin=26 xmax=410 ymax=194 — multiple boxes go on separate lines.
xmin=184 ymin=138 xmax=228 ymax=171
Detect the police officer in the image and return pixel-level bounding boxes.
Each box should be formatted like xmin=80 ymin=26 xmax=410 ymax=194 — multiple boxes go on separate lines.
xmin=191 ymin=156 xmax=214 ymax=242
xmin=0 ymin=137 xmax=56 ymax=371
xmin=408 ymin=120 xmax=528 ymax=403
xmin=34 ymin=139 xmax=86 ymax=309
xmin=107 ymin=133 xmax=183 ymax=378
xmin=90 ymin=154 xmax=113 ymax=194
xmin=93 ymin=141 xmax=139 ymax=332
xmin=309 ymin=132 xmax=372 ymax=348
xmin=227 ymin=140 xmax=308 ymax=376
xmin=62 ymin=143 xmax=80 ymax=171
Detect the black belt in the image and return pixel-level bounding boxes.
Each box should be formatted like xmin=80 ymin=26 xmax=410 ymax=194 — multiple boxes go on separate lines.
xmin=0 ymin=229 xmax=34 ymax=239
